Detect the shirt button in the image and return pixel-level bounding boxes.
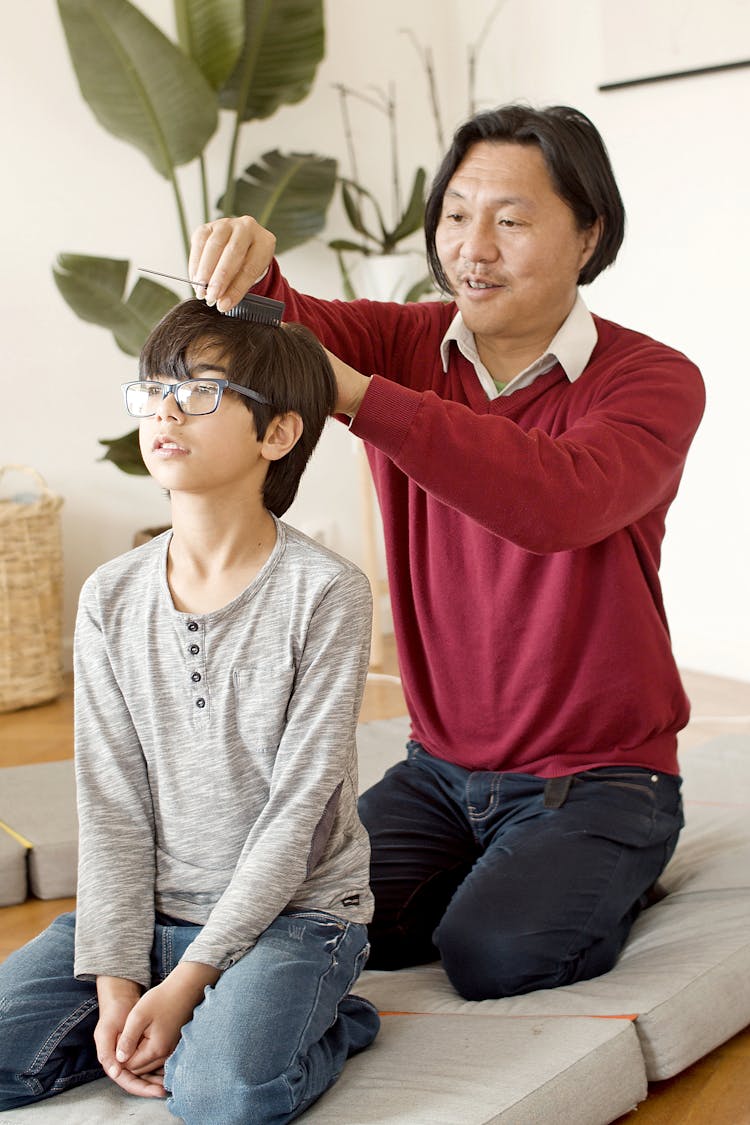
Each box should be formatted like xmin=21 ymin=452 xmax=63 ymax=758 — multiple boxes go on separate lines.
xmin=189 ymin=644 xmax=200 ymax=655
xmin=196 ymin=697 xmax=206 ymax=709
xmin=191 ymin=672 xmax=202 ymax=683
xmin=187 ymin=621 xmax=199 ymax=632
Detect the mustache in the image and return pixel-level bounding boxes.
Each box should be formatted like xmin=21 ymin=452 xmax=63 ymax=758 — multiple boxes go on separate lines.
xmin=456 ymin=273 xmax=508 ymax=287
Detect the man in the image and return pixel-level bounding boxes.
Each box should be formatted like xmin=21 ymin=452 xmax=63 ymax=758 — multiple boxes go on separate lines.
xmin=188 ymin=104 xmax=705 ymax=1001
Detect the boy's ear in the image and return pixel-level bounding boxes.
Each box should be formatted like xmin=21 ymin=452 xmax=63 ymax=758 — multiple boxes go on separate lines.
xmin=260 ymin=411 xmax=304 ymax=462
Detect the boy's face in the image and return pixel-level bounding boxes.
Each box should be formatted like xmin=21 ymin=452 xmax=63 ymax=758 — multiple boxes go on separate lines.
xmin=138 ymin=341 xmax=267 ymax=500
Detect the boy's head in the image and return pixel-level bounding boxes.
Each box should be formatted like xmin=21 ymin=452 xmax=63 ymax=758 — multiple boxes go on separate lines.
xmin=139 ymin=299 xmax=336 ymax=516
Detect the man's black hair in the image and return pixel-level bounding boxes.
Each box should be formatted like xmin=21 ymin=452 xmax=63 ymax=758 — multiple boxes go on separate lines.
xmin=424 ymin=103 xmax=625 ymax=290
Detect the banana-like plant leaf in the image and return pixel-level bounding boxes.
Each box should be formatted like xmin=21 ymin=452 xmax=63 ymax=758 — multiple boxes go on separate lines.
xmin=99 ymin=429 xmax=148 ymax=475
xmin=114 ymin=278 xmax=183 ymax=355
xmin=225 ymin=151 xmax=337 ymax=254
xmin=57 ymin=0 xmax=218 ymax=177
xmin=53 ymin=254 xmax=128 ymax=320
xmin=53 ymin=254 xmax=180 ymax=356
xmin=220 ymin=0 xmax=324 ymax=121
xmin=387 ymin=167 xmax=427 ymax=249
xmin=174 ymin=0 xmax=244 ymax=90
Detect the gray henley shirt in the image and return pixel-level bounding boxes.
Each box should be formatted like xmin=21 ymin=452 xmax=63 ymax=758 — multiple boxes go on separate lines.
xmin=73 ymin=519 xmax=374 ymax=987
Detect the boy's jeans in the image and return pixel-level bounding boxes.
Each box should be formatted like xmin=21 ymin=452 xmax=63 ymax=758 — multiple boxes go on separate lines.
xmin=0 ymin=910 xmax=378 ymax=1123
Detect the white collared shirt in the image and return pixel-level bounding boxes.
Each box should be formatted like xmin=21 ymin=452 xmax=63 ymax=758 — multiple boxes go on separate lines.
xmin=439 ymin=293 xmax=598 ymax=398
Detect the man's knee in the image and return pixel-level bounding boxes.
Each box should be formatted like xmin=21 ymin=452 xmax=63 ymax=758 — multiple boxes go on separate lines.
xmin=0 ymin=1072 xmax=34 ymax=1114
xmin=434 ymin=914 xmax=603 ymax=1000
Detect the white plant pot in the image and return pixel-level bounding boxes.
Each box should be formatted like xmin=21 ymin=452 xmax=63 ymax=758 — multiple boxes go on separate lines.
xmin=350 ymin=254 xmax=428 ymax=302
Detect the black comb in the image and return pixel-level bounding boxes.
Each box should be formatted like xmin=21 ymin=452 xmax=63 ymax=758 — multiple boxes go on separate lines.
xmin=224 ymin=293 xmax=285 ymax=326
xmin=139 ymin=268 xmax=285 ymax=326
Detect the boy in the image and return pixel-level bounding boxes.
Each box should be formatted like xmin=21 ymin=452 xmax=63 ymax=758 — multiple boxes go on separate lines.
xmin=0 ymin=299 xmax=380 ymax=1123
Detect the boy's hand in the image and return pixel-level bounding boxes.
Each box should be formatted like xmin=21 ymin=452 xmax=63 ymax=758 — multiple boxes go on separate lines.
xmin=189 ymin=215 xmax=276 ymax=313
xmin=95 ymin=976 xmax=165 ymax=1099
xmin=113 ymin=963 xmax=221 ymax=1085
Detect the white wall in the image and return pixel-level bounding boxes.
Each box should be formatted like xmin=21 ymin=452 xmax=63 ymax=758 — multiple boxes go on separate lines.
xmin=1 ymin=0 xmax=748 ymax=680
xmin=458 ymin=0 xmax=750 ymax=680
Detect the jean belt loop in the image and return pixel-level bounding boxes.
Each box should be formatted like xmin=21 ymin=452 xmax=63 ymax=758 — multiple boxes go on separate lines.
xmin=543 ymin=775 xmax=573 ymax=809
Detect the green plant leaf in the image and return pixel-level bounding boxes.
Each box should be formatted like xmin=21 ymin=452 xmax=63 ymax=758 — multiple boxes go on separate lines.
xmin=328 ymin=239 xmax=372 ymax=254
xmin=387 ymin=167 xmax=427 ymax=249
xmin=220 ymin=0 xmax=325 ymax=121
xmin=53 ymin=253 xmax=128 ymax=319
xmin=57 ymin=0 xmax=218 ymax=177
xmin=53 ymin=254 xmax=180 ymax=355
xmin=224 ymin=150 xmax=337 ymax=254
xmin=99 ymin=429 xmax=148 ymax=475
xmin=174 ymin=0 xmax=244 ymax=90
xmin=340 ymin=182 xmax=376 ymax=243
xmin=332 ymin=250 xmax=357 ymax=301
xmin=403 ymin=275 xmax=435 ymax=303
xmin=114 ymin=278 xmax=183 ymax=354
xmin=340 ymin=178 xmax=396 ymax=250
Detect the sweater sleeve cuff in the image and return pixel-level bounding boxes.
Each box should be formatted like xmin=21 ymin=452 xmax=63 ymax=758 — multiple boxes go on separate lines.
xmin=252 ymin=259 xmax=281 ymax=295
xmin=350 ymin=374 xmax=423 ymax=459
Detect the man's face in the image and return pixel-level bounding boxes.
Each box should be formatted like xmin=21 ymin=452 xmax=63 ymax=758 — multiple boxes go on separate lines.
xmin=435 ymin=141 xmax=600 ymax=355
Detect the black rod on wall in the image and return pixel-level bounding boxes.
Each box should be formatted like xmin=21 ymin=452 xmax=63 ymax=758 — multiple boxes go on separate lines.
xmin=599 ymin=57 xmax=750 ymax=92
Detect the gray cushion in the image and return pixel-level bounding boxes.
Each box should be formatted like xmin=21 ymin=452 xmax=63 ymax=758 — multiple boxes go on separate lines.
xmin=0 ymin=760 xmax=77 ymax=899
xmin=356 ymin=883 xmax=750 ymax=1082
xmin=4 ymin=727 xmax=750 ymax=1121
xmin=4 ymin=1080 xmax=171 ymax=1122
xmin=354 ymin=729 xmax=750 ymax=1081
xmin=0 ymin=823 xmax=28 ymax=906
xmin=7 ymin=1016 xmax=646 ymax=1125
xmin=304 ymin=1014 xmax=646 ymax=1124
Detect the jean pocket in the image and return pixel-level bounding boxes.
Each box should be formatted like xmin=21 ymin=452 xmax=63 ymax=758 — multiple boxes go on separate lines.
xmin=352 ymin=940 xmax=372 ymax=983
xmin=284 ymin=909 xmax=347 ymax=929
xmin=571 ymin=769 xmax=683 ymax=848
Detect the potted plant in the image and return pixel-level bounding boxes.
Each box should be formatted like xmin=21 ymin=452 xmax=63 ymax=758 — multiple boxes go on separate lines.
xmin=327 ymin=79 xmax=433 ymax=303
xmin=326 ymin=11 xmax=505 ymax=304
xmin=53 ymin=0 xmax=337 ymax=475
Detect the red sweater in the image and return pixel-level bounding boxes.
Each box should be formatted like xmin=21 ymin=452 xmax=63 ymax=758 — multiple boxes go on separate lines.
xmin=257 ymin=262 xmax=705 ymax=776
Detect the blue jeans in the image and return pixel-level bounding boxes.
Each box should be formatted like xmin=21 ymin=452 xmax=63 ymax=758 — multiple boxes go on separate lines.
xmin=358 ymin=741 xmax=683 ymax=999
xmin=0 ymin=910 xmax=379 ymax=1123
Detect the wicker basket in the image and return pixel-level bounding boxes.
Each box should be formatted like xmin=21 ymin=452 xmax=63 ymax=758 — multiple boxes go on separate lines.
xmin=0 ymin=465 xmax=64 ymax=712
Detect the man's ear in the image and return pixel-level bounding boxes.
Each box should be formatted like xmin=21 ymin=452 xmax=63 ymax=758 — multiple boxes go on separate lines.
xmin=260 ymin=412 xmax=304 ymax=462
xmin=579 ymin=216 xmax=603 ymax=271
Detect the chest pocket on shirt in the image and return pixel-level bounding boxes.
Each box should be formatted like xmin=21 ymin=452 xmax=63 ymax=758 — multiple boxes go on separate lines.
xmin=232 ymin=663 xmax=296 ymax=754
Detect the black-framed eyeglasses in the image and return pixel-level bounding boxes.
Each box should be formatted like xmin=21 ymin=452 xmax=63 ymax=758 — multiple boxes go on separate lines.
xmin=121 ymin=378 xmax=272 ymax=418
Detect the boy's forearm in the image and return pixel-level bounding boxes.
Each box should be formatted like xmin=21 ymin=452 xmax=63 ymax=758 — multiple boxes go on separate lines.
xmin=97 ymin=975 xmax=143 ymax=1003
xmin=74 ymin=585 xmax=157 ymax=987
xmin=169 ymin=960 xmax=221 ymax=1000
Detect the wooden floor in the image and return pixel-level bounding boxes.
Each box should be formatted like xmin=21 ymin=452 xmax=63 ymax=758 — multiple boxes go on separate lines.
xmin=1 ymin=650 xmax=749 ymax=1123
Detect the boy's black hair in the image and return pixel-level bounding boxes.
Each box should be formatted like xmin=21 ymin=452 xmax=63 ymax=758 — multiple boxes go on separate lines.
xmin=424 ymin=103 xmax=626 ymax=290
xmin=139 ymin=299 xmax=336 ymax=517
